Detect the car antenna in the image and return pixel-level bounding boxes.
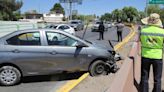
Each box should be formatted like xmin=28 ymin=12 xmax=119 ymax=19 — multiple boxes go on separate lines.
xmin=108 ymin=40 xmax=114 ymax=49
xmin=82 ymin=22 xmax=89 ymax=39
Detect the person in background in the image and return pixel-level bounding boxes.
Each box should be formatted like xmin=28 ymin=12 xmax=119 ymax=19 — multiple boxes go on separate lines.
xmin=98 ymin=21 xmax=105 ymax=40
xmin=116 ymin=20 xmax=124 ymax=42
xmin=139 ymin=13 xmax=164 ymax=92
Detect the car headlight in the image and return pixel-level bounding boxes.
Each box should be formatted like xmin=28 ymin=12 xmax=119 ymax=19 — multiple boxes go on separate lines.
xmin=108 ymin=50 xmax=115 ymax=55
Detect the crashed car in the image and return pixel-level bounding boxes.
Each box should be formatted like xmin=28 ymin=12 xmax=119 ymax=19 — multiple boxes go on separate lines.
xmin=0 ymin=29 xmax=119 ymax=86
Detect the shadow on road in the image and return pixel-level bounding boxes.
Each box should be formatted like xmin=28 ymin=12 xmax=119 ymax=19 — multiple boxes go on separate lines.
xmin=111 ymin=40 xmax=118 ymax=42
xmin=22 ymin=72 xmax=86 ymax=83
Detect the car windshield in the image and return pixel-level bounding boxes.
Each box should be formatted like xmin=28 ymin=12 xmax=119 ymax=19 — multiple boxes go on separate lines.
xmin=45 ymin=25 xmax=57 ymax=29
xmin=71 ymin=21 xmax=78 ymax=24
xmin=96 ymin=22 xmax=101 ymax=24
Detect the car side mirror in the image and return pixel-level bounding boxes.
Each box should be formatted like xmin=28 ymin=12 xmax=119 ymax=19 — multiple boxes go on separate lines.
xmin=75 ymin=42 xmax=87 ymax=48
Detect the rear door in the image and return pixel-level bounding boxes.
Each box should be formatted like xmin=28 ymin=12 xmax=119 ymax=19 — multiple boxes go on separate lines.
xmin=3 ymin=31 xmax=51 ymax=76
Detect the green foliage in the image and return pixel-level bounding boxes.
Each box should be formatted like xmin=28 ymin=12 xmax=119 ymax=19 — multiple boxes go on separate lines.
xmin=0 ymin=0 xmax=23 ymax=20
xmin=146 ymin=5 xmax=163 ymax=23
xmin=100 ymin=7 xmax=139 ymax=22
xmin=100 ymin=13 xmax=112 ymax=21
xmin=160 ymin=8 xmax=164 ymax=23
xmin=13 ymin=10 xmax=23 ymax=20
xmin=72 ymin=14 xmax=96 ymax=23
xmin=146 ymin=5 xmax=161 ymax=15
xmin=122 ymin=6 xmax=138 ymax=22
xmin=112 ymin=9 xmax=122 ymax=22
xmin=50 ymin=3 xmax=65 ymax=14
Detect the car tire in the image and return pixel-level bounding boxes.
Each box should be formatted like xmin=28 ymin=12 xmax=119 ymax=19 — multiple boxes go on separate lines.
xmin=89 ymin=60 xmax=106 ymax=76
xmin=81 ymin=27 xmax=84 ymax=31
xmin=0 ymin=66 xmax=21 ymax=86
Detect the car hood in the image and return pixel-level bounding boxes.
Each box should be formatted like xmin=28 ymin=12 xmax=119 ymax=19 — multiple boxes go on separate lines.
xmin=93 ymin=24 xmax=99 ymax=27
xmin=88 ymin=40 xmax=114 ymax=51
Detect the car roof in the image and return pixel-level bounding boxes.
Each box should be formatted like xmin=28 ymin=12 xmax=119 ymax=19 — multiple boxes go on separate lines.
xmin=0 ymin=28 xmax=68 ymax=38
xmin=16 ymin=28 xmax=60 ymax=32
xmin=47 ymin=23 xmax=70 ymax=26
xmin=0 ymin=28 xmax=92 ymax=47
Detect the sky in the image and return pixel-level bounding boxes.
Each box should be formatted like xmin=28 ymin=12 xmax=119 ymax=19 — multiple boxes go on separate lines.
xmin=21 ymin=0 xmax=147 ymax=16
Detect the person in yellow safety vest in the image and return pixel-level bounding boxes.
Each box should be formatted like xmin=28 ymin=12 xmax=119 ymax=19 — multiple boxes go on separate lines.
xmin=139 ymin=13 xmax=164 ymax=92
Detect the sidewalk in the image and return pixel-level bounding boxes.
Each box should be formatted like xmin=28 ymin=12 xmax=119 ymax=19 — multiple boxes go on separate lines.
xmin=70 ymin=34 xmax=135 ymax=92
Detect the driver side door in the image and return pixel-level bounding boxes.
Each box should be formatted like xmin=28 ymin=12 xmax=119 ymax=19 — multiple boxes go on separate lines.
xmin=43 ymin=31 xmax=88 ymax=72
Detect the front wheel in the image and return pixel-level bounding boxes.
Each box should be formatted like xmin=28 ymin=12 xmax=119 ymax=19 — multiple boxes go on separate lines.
xmin=89 ymin=60 xmax=106 ymax=76
xmin=0 ymin=66 xmax=21 ymax=86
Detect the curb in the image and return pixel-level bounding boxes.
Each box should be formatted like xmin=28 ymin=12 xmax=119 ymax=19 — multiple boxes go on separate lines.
xmin=56 ymin=26 xmax=136 ymax=92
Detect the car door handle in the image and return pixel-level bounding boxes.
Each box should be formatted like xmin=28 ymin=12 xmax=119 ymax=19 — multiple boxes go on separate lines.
xmin=49 ymin=51 xmax=57 ymax=55
xmin=12 ymin=49 xmax=20 ymax=53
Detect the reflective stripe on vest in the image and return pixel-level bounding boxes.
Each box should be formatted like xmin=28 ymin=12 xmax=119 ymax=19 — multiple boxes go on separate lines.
xmin=140 ymin=32 xmax=164 ymax=37
xmin=140 ymin=32 xmax=164 ymax=49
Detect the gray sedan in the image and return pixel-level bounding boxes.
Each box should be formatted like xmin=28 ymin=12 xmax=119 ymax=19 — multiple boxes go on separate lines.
xmin=69 ymin=20 xmax=84 ymax=31
xmin=0 ymin=29 xmax=115 ymax=86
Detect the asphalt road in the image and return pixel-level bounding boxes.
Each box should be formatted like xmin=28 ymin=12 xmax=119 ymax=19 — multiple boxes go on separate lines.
xmin=0 ymin=26 xmax=130 ymax=92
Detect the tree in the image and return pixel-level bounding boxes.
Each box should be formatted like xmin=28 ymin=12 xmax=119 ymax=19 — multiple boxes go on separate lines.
xmin=100 ymin=13 xmax=112 ymax=21
xmin=50 ymin=3 xmax=65 ymax=14
xmin=160 ymin=8 xmax=164 ymax=23
xmin=111 ymin=9 xmax=122 ymax=22
xmin=122 ymin=6 xmax=138 ymax=22
xmin=146 ymin=5 xmax=163 ymax=23
xmin=0 ymin=0 xmax=23 ymax=20
xmin=146 ymin=5 xmax=161 ymax=15
xmin=137 ymin=11 xmax=146 ymax=21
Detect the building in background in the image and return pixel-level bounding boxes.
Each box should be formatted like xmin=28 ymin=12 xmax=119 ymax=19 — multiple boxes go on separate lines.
xmin=20 ymin=10 xmax=44 ymax=23
xmin=43 ymin=13 xmax=64 ymax=23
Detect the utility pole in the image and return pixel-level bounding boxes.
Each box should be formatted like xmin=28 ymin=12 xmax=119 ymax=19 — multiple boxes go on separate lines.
xmin=59 ymin=0 xmax=82 ymax=21
xmin=146 ymin=0 xmax=149 ymax=17
xmin=69 ymin=1 xmax=72 ymax=20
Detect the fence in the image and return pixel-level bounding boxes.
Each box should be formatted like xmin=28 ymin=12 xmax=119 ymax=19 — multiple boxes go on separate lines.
xmin=0 ymin=21 xmax=46 ymax=37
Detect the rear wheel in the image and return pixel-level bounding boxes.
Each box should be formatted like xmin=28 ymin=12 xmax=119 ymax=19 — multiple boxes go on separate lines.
xmin=89 ymin=60 xmax=106 ymax=76
xmin=0 ymin=66 xmax=21 ymax=86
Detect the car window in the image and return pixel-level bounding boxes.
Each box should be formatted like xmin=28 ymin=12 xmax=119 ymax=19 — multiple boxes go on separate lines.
xmin=96 ymin=22 xmax=100 ymax=24
xmin=6 ymin=32 xmax=41 ymax=46
xmin=46 ymin=32 xmax=77 ymax=46
xmin=58 ymin=26 xmax=65 ymax=30
xmin=46 ymin=25 xmax=57 ymax=29
xmin=52 ymin=25 xmax=57 ymax=29
xmin=71 ymin=21 xmax=78 ymax=24
xmin=64 ymin=25 xmax=70 ymax=29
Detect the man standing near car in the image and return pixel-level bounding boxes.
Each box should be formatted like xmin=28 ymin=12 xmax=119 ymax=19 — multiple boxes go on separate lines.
xmin=116 ymin=20 xmax=124 ymax=42
xmin=98 ymin=21 xmax=105 ymax=40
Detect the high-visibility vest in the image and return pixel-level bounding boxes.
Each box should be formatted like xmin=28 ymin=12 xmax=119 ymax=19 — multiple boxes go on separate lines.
xmin=140 ymin=26 xmax=164 ymax=59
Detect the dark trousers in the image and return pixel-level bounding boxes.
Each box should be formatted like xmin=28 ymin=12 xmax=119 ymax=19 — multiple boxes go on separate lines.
xmin=117 ymin=31 xmax=122 ymax=41
xmin=99 ymin=32 xmax=104 ymax=40
xmin=140 ymin=57 xmax=163 ymax=92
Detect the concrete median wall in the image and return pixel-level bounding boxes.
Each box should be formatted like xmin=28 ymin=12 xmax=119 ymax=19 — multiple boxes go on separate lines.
xmin=106 ymin=37 xmax=141 ymax=92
